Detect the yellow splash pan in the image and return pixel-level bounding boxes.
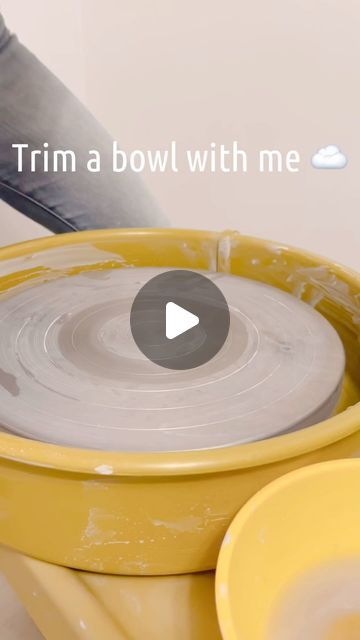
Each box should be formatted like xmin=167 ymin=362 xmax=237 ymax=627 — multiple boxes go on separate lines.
xmin=0 ymin=228 xmax=360 ymax=575
xmin=215 ymin=459 xmax=360 ymax=640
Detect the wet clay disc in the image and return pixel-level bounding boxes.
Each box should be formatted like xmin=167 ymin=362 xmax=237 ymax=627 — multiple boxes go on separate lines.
xmin=0 ymin=267 xmax=345 ymax=451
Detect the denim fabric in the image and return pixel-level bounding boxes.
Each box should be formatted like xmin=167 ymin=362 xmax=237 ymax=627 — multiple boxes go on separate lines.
xmin=0 ymin=13 xmax=167 ymax=233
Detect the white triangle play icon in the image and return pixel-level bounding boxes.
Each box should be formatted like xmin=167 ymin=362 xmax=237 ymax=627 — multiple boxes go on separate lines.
xmin=166 ymin=302 xmax=199 ymax=340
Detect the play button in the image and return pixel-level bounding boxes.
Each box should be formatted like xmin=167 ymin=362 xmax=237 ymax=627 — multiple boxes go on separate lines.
xmin=130 ymin=269 xmax=230 ymax=370
xmin=166 ymin=302 xmax=199 ymax=339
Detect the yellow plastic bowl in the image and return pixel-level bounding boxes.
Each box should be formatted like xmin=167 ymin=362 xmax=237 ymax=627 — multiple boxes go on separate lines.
xmin=0 ymin=228 xmax=360 ymax=575
xmin=215 ymin=459 xmax=360 ymax=640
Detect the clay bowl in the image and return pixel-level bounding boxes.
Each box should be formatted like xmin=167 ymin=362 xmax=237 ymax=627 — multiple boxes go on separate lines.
xmin=0 ymin=228 xmax=359 ymax=575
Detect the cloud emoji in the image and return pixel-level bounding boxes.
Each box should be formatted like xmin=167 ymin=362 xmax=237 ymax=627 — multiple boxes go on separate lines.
xmin=311 ymin=145 xmax=347 ymax=169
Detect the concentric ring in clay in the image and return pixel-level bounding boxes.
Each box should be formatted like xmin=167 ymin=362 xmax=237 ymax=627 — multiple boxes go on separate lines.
xmin=0 ymin=265 xmax=345 ymax=451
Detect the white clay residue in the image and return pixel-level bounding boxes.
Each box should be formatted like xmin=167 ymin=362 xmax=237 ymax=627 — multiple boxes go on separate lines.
xmin=268 ymin=244 xmax=288 ymax=256
xmin=81 ymin=507 xmax=131 ymax=552
xmin=94 ymin=464 xmax=113 ymax=475
xmin=218 ymin=235 xmax=232 ymax=272
xmin=223 ymin=532 xmax=232 ymax=545
xmin=152 ymin=515 xmax=203 ymax=533
xmin=267 ymin=558 xmax=360 ymax=640
xmin=0 ymin=243 xmax=125 ymax=278
xmin=287 ymin=265 xmax=360 ymax=325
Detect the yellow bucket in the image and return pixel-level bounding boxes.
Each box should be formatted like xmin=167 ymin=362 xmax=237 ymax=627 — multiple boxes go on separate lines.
xmin=0 ymin=228 xmax=360 ymax=575
xmin=215 ymin=459 xmax=360 ymax=640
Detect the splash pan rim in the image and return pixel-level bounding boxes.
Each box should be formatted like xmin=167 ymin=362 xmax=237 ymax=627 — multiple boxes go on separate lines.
xmin=0 ymin=228 xmax=358 ymax=477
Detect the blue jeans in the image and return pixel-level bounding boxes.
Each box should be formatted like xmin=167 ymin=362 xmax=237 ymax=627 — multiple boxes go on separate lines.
xmin=0 ymin=13 xmax=167 ymax=233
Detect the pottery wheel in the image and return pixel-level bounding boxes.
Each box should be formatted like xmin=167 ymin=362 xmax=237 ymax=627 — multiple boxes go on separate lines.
xmin=0 ymin=267 xmax=344 ymax=451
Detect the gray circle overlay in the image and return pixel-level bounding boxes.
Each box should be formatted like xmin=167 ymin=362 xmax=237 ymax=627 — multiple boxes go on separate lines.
xmin=130 ymin=269 xmax=230 ymax=370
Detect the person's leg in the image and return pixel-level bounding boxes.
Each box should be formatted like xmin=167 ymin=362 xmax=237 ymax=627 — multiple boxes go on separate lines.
xmin=0 ymin=13 xmax=167 ymax=233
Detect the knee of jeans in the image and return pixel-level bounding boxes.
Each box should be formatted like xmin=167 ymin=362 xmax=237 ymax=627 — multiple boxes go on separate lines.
xmin=0 ymin=13 xmax=12 ymax=52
